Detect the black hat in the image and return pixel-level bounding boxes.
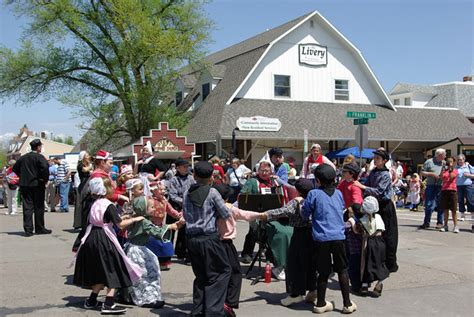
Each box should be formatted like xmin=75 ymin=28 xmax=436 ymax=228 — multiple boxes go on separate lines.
xmin=314 ymin=164 xmax=336 ymax=185
xmin=268 ymin=147 xmax=283 ymax=157
xmin=343 ymin=162 xmax=361 ymax=175
xmin=175 ymin=158 xmax=189 ymax=167
xmin=373 ymin=149 xmax=390 ymax=161
xmin=294 ymin=178 xmax=314 ymax=198
xmin=30 ymin=139 xmax=43 ymax=149
xmin=213 ymin=183 xmax=234 ymax=201
xmin=194 ymin=161 xmax=214 ymax=178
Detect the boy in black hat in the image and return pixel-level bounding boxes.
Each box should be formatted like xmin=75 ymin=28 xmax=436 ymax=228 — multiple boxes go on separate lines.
xmin=183 ymin=161 xmax=231 ymax=316
xmin=353 ymin=149 xmax=399 ymax=273
xmin=168 ymin=158 xmax=195 ymax=261
xmin=302 ymin=164 xmax=357 ymax=314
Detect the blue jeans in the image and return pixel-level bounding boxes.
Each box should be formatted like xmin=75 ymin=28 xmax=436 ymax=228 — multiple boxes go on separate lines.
xmin=457 ymin=185 xmax=474 ymax=213
xmin=59 ymin=182 xmax=70 ymax=212
xmin=423 ymin=185 xmax=443 ymax=225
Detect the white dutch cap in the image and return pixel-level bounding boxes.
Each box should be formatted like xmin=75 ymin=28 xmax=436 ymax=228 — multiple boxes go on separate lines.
xmin=125 ymin=178 xmax=143 ymax=191
xmin=78 ymin=151 xmax=87 ymax=161
xmin=120 ymin=164 xmax=133 ymax=176
xmin=89 ymin=177 xmax=107 ymax=196
xmin=144 ymin=141 xmax=153 ymax=154
xmin=362 ymin=196 xmax=379 ymax=215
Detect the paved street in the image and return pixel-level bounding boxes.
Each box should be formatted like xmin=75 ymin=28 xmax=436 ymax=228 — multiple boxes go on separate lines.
xmin=0 ymin=206 xmax=473 ymax=317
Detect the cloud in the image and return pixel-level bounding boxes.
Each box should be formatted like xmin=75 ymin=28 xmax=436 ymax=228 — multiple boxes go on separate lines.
xmin=0 ymin=132 xmax=16 ymax=150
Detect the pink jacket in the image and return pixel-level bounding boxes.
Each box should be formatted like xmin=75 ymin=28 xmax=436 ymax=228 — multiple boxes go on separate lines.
xmin=150 ymin=197 xmax=182 ymax=227
xmin=217 ymin=206 xmax=261 ymax=240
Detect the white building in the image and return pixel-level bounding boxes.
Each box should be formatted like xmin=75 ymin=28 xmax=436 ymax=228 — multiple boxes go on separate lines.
xmin=176 ymin=11 xmax=473 ymax=167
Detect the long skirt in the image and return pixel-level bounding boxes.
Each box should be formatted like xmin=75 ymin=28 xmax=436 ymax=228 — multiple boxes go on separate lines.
xmin=285 ymin=226 xmax=317 ymax=296
xmin=265 ymin=220 xmax=293 ymax=268
xmin=363 ymin=236 xmax=389 ymax=283
xmin=73 ymin=227 xmax=132 ymax=289
xmin=125 ymin=244 xmax=163 ymax=306
xmin=378 ymin=200 xmax=398 ymax=271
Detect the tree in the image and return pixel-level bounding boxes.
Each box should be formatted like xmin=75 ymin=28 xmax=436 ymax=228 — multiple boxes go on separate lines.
xmin=0 ymin=0 xmax=211 ymax=141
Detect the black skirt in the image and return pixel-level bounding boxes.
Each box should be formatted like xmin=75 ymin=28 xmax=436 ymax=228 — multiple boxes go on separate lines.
xmin=286 ymin=227 xmax=317 ymax=296
xmin=363 ymin=236 xmax=389 ymax=283
xmin=73 ymin=227 xmax=132 ymax=289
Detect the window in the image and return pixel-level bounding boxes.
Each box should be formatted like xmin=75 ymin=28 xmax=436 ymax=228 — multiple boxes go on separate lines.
xmin=404 ymin=97 xmax=411 ymax=106
xmin=393 ymin=99 xmax=400 ymax=105
xmin=274 ymin=75 xmax=291 ymax=97
xmin=202 ymin=83 xmax=210 ymax=100
xmin=175 ymin=91 xmax=183 ymax=105
xmin=335 ymin=79 xmax=349 ymax=101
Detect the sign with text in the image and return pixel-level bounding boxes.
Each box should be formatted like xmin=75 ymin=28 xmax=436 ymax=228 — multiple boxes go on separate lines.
xmin=155 ymin=138 xmax=179 ymax=152
xmin=299 ymin=43 xmax=328 ymax=66
xmin=346 ymin=111 xmax=376 ymax=119
xmin=236 ymin=116 xmax=282 ymax=132
xmin=353 ymin=118 xmax=369 ymax=125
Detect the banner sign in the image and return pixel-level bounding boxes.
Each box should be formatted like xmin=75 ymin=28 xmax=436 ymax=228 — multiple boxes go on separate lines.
xmin=236 ymin=116 xmax=282 ymax=132
xmin=299 ymin=43 xmax=328 ymax=66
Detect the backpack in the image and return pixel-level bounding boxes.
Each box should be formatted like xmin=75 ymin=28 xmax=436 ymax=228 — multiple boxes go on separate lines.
xmin=6 ymin=170 xmax=19 ymax=190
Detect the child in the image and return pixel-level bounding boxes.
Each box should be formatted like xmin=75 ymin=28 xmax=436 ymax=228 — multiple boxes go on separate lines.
xmin=350 ymin=196 xmax=389 ymax=297
xmin=407 ymin=173 xmax=421 ymax=211
xmin=213 ymin=183 xmax=263 ymax=316
xmin=73 ymin=177 xmax=144 ymax=314
xmin=115 ymin=165 xmax=134 ymax=203
xmin=123 ymin=196 xmax=182 ymax=308
xmin=261 ymin=179 xmax=318 ymax=307
xmin=183 ymin=161 xmax=231 ymax=316
xmin=147 ymin=181 xmax=183 ymax=271
xmin=337 ymin=162 xmax=364 ymax=293
xmin=440 ymin=157 xmax=459 ymax=233
xmin=354 ymin=149 xmax=398 ymax=273
xmin=302 ymin=164 xmax=357 ymax=314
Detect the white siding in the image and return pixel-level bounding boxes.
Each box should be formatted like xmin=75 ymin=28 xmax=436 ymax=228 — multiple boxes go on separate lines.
xmin=236 ymin=18 xmax=386 ymax=105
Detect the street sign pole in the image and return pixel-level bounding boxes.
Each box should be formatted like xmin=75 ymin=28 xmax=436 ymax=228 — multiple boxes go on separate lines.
xmin=355 ymin=125 xmax=368 ymax=168
xmin=303 ymin=129 xmax=308 ymax=157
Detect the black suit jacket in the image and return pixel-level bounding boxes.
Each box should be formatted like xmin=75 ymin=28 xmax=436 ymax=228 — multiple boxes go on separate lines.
xmin=12 ymin=152 xmax=49 ymax=187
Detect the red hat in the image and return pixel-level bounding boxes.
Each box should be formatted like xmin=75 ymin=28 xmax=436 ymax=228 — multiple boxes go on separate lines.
xmin=95 ymin=150 xmax=113 ymax=160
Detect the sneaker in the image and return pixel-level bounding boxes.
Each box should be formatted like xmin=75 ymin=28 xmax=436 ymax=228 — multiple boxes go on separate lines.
xmin=272 ymin=267 xmax=286 ymax=281
xmin=281 ymin=295 xmax=303 ymax=307
xmin=440 ymin=226 xmax=448 ymax=232
xmin=305 ymin=290 xmax=317 ymax=303
xmin=313 ymin=301 xmax=334 ymax=314
xmin=84 ymin=299 xmax=100 ymax=309
xmin=418 ymin=223 xmax=430 ymax=230
xmin=372 ymin=282 xmax=383 ymax=297
xmin=453 ymin=226 xmax=460 ymax=233
xmin=459 ymin=213 xmax=465 ymax=221
xmin=342 ymin=301 xmax=357 ymax=314
xmin=101 ymin=303 xmax=127 ymax=314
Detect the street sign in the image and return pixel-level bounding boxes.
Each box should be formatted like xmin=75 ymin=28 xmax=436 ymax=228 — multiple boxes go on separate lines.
xmin=355 ymin=125 xmax=368 ymax=151
xmin=353 ymin=118 xmax=368 ymax=125
xmin=346 ymin=111 xmax=376 ymax=119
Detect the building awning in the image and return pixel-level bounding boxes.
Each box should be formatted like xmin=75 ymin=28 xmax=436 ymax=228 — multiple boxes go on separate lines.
xmin=216 ymin=99 xmax=474 ymax=143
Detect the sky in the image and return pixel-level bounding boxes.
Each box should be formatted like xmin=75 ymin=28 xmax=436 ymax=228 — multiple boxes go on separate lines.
xmin=0 ymin=0 xmax=472 ymax=146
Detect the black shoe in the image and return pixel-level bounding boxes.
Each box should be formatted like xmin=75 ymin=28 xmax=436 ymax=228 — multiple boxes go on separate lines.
xmin=372 ymin=282 xmax=383 ymax=298
xmin=24 ymin=232 xmax=34 ymax=237
xmin=36 ymin=229 xmax=52 ymax=234
xmin=84 ymin=299 xmax=100 ymax=309
xmin=240 ymin=254 xmax=252 ymax=264
xmin=224 ymin=304 xmax=237 ymax=317
xmin=388 ymin=264 xmax=399 ymax=273
xmin=360 ymin=286 xmax=369 ymax=296
xmin=418 ymin=223 xmax=429 ymax=230
xmin=101 ymin=303 xmax=127 ymax=314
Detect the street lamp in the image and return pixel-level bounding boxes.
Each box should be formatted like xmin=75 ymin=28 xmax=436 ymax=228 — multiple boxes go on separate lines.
xmin=232 ymin=127 xmax=240 ymax=158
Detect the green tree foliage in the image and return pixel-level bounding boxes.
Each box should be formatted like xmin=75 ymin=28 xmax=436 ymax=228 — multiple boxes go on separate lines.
xmin=0 ymin=0 xmax=211 ymax=141
xmin=64 ymin=136 xmax=74 ymax=145
xmin=0 ymin=149 xmax=6 ymax=168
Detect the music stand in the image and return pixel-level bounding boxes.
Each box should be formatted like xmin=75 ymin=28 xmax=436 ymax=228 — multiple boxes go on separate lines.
xmin=238 ymin=193 xmax=283 ymax=285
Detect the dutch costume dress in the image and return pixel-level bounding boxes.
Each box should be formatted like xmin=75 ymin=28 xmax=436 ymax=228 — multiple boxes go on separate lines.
xmin=124 ymin=197 xmax=171 ymax=306
xmin=360 ymin=214 xmax=390 ymax=283
xmin=73 ymin=198 xmax=143 ymax=289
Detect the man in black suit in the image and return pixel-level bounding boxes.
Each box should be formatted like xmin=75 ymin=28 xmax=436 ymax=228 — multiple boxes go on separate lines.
xmin=13 ymin=139 xmax=51 ymax=237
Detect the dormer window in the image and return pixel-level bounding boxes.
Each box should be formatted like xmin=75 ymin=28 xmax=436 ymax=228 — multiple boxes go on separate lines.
xmin=404 ymin=97 xmax=411 ymax=106
xmin=202 ymin=83 xmax=210 ymax=100
xmin=394 ymin=99 xmax=400 ymax=105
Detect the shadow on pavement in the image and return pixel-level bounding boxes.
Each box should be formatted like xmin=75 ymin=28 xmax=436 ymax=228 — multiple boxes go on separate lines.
xmin=1 ymin=231 xmax=27 ymax=236
xmin=63 ymin=229 xmax=81 ymax=234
